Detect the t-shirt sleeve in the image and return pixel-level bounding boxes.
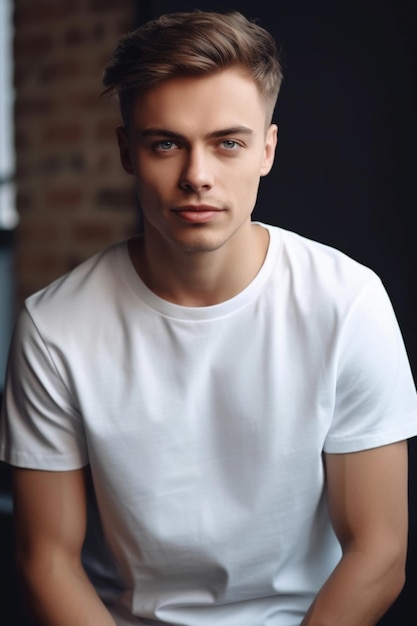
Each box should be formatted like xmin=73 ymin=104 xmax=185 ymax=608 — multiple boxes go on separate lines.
xmin=0 ymin=306 xmax=88 ymax=469
xmin=324 ymin=275 xmax=417 ymax=453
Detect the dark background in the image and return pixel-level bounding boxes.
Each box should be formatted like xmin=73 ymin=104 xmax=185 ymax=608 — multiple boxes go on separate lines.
xmin=1 ymin=0 xmax=416 ymax=623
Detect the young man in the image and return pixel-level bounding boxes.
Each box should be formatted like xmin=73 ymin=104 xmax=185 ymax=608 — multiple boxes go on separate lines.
xmin=1 ymin=10 xmax=417 ymax=626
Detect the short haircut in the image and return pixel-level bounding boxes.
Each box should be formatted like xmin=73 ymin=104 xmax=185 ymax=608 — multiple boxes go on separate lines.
xmin=102 ymin=10 xmax=283 ymax=127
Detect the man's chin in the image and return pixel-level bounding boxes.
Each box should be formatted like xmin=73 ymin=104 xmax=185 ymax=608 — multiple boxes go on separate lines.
xmin=174 ymin=235 xmax=227 ymax=254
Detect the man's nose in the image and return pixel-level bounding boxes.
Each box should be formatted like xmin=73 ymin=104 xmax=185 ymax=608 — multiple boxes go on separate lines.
xmin=179 ymin=148 xmax=214 ymax=192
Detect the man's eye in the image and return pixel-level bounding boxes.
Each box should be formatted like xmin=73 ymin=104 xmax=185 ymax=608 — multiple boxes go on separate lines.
xmin=221 ymin=140 xmax=240 ymax=150
xmin=155 ymin=140 xmax=177 ymax=151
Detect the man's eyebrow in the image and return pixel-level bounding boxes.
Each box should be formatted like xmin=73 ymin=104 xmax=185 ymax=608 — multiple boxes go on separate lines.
xmin=138 ymin=128 xmax=185 ymax=141
xmin=137 ymin=126 xmax=255 ymax=141
xmin=207 ymin=126 xmax=255 ymax=138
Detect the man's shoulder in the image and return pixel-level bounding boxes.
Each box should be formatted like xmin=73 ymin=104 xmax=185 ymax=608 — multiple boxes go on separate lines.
xmin=25 ymin=239 xmax=129 ymax=323
xmin=264 ymin=223 xmax=378 ymax=289
xmin=259 ymin=223 xmax=382 ymax=318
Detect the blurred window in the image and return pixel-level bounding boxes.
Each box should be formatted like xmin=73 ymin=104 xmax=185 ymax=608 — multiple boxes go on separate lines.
xmin=0 ymin=0 xmax=17 ymax=229
xmin=0 ymin=0 xmax=16 ymax=392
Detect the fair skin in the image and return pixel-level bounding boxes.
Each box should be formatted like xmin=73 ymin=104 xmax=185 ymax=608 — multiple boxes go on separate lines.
xmin=301 ymin=443 xmax=408 ymax=625
xmin=13 ymin=467 xmax=117 ymax=626
xmin=13 ymin=67 xmax=409 ymax=626
xmin=116 ymin=68 xmax=277 ymax=306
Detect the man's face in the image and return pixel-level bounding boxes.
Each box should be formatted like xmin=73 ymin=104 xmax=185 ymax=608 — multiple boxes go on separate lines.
xmin=118 ymin=68 xmax=277 ymax=256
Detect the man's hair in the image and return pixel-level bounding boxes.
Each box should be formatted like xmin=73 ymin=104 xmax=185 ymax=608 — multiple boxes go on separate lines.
xmin=102 ymin=10 xmax=283 ymax=126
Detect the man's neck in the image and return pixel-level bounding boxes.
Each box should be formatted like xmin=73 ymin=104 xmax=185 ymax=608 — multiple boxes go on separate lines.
xmin=128 ymin=223 xmax=269 ymax=307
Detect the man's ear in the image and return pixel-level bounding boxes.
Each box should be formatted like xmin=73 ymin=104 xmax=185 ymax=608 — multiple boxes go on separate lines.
xmin=260 ymin=124 xmax=278 ymax=177
xmin=116 ymin=126 xmax=134 ymax=175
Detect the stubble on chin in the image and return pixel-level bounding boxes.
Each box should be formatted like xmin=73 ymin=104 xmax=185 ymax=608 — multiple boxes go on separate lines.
xmin=172 ymin=227 xmax=232 ymax=254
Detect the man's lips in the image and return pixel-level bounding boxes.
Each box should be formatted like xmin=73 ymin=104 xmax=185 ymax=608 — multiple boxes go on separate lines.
xmin=172 ymin=205 xmax=224 ymax=223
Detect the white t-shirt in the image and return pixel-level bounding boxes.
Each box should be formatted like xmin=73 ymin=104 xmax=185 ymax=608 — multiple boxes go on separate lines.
xmin=1 ymin=223 xmax=417 ymax=626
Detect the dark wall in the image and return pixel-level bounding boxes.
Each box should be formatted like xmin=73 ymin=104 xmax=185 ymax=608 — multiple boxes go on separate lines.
xmin=138 ymin=1 xmax=417 ymax=624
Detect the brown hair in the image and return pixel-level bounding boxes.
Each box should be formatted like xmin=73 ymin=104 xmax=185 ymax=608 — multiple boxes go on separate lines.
xmin=102 ymin=10 xmax=283 ymax=126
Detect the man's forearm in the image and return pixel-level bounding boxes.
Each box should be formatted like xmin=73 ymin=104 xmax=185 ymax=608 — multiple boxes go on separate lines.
xmin=19 ymin=561 xmax=117 ymax=626
xmin=300 ymin=548 xmax=405 ymax=626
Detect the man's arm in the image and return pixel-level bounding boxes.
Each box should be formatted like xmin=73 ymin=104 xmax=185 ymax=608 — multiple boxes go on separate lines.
xmin=12 ymin=467 xmax=117 ymax=626
xmin=301 ymin=441 xmax=408 ymax=626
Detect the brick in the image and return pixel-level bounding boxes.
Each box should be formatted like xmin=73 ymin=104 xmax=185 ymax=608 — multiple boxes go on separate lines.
xmin=15 ymin=161 xmax=33 ymax=179
xmin=17 ymin=281 xmax=39 ymax=305
xmin=69 ymin=154 xmax=86 ymax=173
xmin=16 ymin=249 xmax=67 ymax=280
xmin=16 ymin=191 xmax=34 ymax=212
xmin=95 ymin=153 xmax=119 ymax=174
xmin=13 ymin=0 xmax=135 ymax=306
xmin=15 ymin=131 xmax=30 ymax=150
xmin=95 ymin=187 xmax=136 ymax=210
xmin=95 ymin=119 xmax=119 ymax=141
xmin=39 ymin=156 xmax=64 ymax=175
xmin=118 ymin=15 xmax=134 ymax=33
xmin=42 ymin=123 xmax=83 ymax=146
xmin=38 ymin=154 xmax=66 ymax=176
xmin=38 ymin=60 xmax=81 ymax=84
xmin=65 ymin=92 xmax=101 ymax=111
xmin=17 ymin=218 xmax=61 ymax=240
xmin=64 ymin=27 xmax=85 ymax=46
xmin=72 ymin=218 xmax=115 ymax=243
xmin=36 ymin=154 xmax=85 ymax=175
xmin=45 ymin=186 xmax=84 ymax=209
xmin=14 ymin=66 xmax=35 ymax=88
xmin=92 ymin=23 xmax=106 ymax=40
xmin=15 ymin=98 xmax=53 ymax=118
xmin=14 ymin=33 xmax=53 ymax=59
xmin=89 ymin=0 xmax=123 ymax=12
xmin=14 ymin=1 xmax=78 ymax=26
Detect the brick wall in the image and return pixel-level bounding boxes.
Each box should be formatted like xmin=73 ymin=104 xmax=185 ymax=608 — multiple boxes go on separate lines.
xmin=13 ymin=0 xmax=137 ymax=305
